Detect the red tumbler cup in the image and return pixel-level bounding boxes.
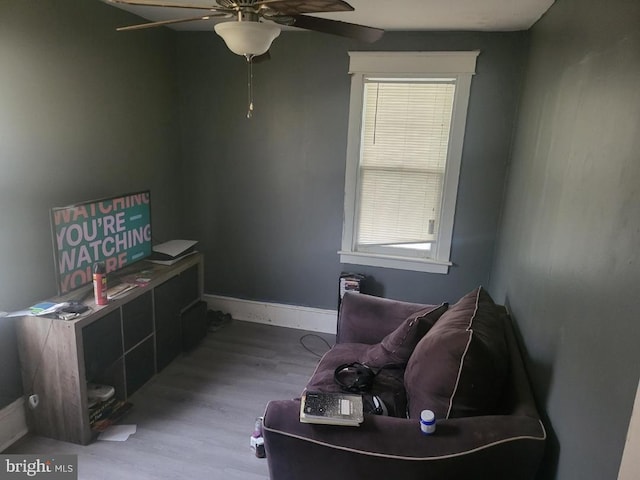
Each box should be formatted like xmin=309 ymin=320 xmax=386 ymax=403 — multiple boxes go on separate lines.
xmin=93 ymin=262 xmax=108 ymax=305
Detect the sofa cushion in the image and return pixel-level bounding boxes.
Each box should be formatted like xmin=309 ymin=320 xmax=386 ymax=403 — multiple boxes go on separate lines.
xmin=404 ymin=287 xmax=509 ymax=420
xmin=360 ymin=303 xmax=448 ymax=368
xmin=305 ymin=343 xmax=407 ymax=417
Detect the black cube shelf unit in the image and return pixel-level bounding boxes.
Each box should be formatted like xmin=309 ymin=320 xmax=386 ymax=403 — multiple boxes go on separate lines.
xmin=16 ymin=253 xmax=205 ymax=445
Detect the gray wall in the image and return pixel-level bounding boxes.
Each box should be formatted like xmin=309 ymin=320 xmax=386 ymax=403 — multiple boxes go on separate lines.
xmin=0 ymin=1 xmax=182 ymax=408
xmin=490 ymin=0 xmax=640 ymax=479
xmin=176 ymin=30 xmax=528 ymax=310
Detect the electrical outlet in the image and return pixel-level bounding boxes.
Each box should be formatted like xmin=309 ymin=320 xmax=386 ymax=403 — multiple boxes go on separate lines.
xmin=28 ymin=394 xmax=39 ymax=409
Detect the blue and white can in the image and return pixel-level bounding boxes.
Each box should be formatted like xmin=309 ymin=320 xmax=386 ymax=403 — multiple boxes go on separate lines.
xmin=420 ymin=409 xmax=436 ymax=435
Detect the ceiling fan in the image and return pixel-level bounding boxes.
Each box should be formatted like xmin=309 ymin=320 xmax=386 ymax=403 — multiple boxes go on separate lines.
xmin=107 ymin=0 xmax=384 ymax=117
xmin=107 ymin=0 xmax=384 ymax=54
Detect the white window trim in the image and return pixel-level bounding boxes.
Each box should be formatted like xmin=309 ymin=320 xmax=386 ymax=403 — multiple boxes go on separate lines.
xmin=339 ymin=51 xmax=479 ymax=274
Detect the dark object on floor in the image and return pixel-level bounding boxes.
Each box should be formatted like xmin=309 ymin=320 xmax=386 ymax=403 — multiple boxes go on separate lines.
xmin=182 ymin=301 xmax=208 ymax=350
xmin=299 ymin=333 xmax=333 ymax=357
xmin=253 ymin=440 xmax=265 ymax=458
xmin=263 ymin=288 xmax=546 ymax=480
xmin=208 ymin=309 xmax=233 ymax=332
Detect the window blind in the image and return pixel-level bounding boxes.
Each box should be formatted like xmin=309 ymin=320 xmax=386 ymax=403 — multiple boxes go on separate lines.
xmin=356 ymin=80 xmax=456 ymax=251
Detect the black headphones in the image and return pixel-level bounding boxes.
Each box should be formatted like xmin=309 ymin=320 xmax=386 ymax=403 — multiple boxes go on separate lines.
xmin=333 ymin=362 xmax=377 ymax=393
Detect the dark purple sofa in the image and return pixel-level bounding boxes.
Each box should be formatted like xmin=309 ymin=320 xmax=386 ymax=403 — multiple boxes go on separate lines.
xmin=263 ymin=288 xmax=546 ymax=480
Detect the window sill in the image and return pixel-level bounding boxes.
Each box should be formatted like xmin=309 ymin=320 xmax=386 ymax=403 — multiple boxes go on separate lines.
xmin=338 ymin=251 xmax=451 ymax=274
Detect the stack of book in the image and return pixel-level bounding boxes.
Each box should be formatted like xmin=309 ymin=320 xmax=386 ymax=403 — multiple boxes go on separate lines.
xmin=91 ymin=401 xmax=132 ymax=432
xmin=87 ymin=383 xmax=133 ymax=431
xmin=89 ymin=395 xmax=118 ymax=425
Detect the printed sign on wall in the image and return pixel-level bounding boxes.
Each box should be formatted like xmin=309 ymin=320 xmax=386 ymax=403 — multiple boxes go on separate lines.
xmin=51 ymin=191 xmax=152 ymax=294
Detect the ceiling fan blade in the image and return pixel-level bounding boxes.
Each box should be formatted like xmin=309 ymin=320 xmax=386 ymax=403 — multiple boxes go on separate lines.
xmin=117 ymin=14 xmax=225 ymax=31
xmin=291 ymin=15 xmax=383 ymax=43
xmin=255 ymin=0 xmax=353 ymax=16
xmin=105 ymin=0 xmax=226 ymax=12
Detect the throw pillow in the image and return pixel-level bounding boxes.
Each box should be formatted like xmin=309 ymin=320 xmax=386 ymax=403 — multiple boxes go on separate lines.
xmin=404 ymin=287 xmax=509 ymax=420
xmin=360 ymin=303 xmax=448 ymax=368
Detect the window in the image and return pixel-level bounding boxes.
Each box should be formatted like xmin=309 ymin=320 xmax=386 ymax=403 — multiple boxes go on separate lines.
xmin=340 ymin=52 xmax=479 ymax=274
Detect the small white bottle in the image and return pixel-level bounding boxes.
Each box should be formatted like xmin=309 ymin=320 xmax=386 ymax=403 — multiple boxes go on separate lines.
xmin=420 ymin=409 xmax=436 ymax=435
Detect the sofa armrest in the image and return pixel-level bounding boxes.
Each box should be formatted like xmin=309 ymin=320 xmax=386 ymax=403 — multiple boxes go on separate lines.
xmin=337 ymin=292 xmax=435 ymax=345
xmin=263 ymin=399 xmax=546 ymax=480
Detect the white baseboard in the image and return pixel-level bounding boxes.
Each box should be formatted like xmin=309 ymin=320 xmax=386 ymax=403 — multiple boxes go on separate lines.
xmin=203 ymin=294 xmax=338 ymax=335
xmin=0 ymin=397 xmax=28 ymax=452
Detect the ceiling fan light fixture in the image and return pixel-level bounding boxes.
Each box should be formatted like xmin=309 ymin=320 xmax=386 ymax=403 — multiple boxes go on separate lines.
xmin=214 ymin=21 xmax=281 ymax=57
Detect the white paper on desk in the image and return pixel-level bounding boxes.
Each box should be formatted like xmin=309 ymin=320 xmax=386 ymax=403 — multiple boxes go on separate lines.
xmin=98 ymin=424 xmax=137 ymax=442
xmin=5 ymin=310 xmax=33 ymax=318
xmin=152 ymin=239 xmax=197 ymax=258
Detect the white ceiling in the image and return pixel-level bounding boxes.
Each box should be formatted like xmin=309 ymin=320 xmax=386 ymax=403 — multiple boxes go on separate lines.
xmin=105 ymin=0 xmax=555 ymax=32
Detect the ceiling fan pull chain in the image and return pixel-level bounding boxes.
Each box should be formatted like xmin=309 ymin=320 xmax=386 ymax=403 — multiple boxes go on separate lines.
xmin=246 ymin=54 xmax=254 ymax=119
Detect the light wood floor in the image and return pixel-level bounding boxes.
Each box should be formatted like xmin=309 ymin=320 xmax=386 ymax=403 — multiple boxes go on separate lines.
xmin=7 ymin=320 xmax=335 ymax=480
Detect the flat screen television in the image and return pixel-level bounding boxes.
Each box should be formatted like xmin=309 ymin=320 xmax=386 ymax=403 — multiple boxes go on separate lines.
xmin=50 ymin=190 xmax=152 ymax=295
